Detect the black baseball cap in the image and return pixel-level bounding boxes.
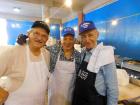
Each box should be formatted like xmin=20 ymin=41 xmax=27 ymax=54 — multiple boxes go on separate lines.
xmin=31 ymin=21 xmax=50 ymax=34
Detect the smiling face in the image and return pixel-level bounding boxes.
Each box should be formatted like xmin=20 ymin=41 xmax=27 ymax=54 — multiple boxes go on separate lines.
xmin=80 ymin=29 xmax=99 ymax=50
xmin=62 ymin=34 xmax=75 ymax=51
xmin=28 ymin=27 xmax=49 ymax=49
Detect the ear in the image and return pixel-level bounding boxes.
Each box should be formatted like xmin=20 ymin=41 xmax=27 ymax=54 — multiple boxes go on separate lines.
xmin=74 ymin=38 xmax=76 ymax=43
xmin=96 ymin=30 xmax=99 ymax=37
xmin=61 ymin=39 xmax=64 ymax=44
xmin=27 ymin=30 xmax=32 ymax=39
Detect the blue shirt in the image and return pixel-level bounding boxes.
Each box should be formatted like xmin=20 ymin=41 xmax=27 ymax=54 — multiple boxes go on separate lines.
xmin=84 ymin=48 xmax=94 ymax=62
xmin=81 ymin=47 xmax=118 ymax=105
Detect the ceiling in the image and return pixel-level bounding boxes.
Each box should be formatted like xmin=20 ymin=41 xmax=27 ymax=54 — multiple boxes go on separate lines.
xmin=0 ymin=0 xmax=115 ymax=23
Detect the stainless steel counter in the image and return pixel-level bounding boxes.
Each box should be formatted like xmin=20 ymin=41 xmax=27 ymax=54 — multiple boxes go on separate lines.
xmin=122 ymin=62 xmax=140 ymax=73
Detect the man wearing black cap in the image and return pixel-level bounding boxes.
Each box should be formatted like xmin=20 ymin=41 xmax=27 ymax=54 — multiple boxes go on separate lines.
xmin=72 ymin=21 xmax=118 ymax=105
xmin=0 ymin=21 xmax=50 ymax=105
xmin=16 ymin=27 xmax=81 ymax=105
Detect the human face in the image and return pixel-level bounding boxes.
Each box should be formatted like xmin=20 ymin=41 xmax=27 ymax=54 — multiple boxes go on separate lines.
xmin=28 ymin=27 xmax=49 ymax=49
xmin=62 ymin=34 xmax=75 ymax=51
xmin=80 ymin=29 xmax=99 ymax=50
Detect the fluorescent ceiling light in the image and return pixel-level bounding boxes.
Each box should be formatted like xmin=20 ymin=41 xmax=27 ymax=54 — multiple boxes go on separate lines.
xmin=74 ymin=26 xmax=78 ymax=31
xmin=65 ymin=0 xmax=72 ymax=8
xmin=13 ymin=7 xmax=21 ymax=13
xmin=45 ymin=18 xmax=50 ymax=23
xmin=111 ymin=20 xmax=118 ymax=26
xmin=60 ymin=26 xmax=63 ymax=31
xmin=51 ymin=25 xmax=56 ymax=30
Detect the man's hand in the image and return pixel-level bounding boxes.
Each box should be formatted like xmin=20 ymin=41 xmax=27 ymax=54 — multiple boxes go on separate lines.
xmin=0 ymin=87 xmax=9 ymax=104
xmin=17 ymin=34 xmax=28 ymax=45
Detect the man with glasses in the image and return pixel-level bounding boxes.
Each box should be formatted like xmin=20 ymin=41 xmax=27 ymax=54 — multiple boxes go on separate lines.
xmin=17 ymin=27 xmax=81 ymax=105
xmin=0 ymin=21 xmax=50 ymax=105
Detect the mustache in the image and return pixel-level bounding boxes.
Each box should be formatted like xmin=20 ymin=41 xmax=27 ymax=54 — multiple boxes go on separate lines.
xmin=34 ymin=39 xmax=43 ymax=43
xmin=63 ymin=43 xmax=73 ymax=46
xmin=85 ymin=42 xmax=91 ymax=45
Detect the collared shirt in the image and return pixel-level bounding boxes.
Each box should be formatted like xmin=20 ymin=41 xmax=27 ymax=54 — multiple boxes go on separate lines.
xmin=84 ymin=48 xmax=94 ymax=62
xmin=46 ymin=44 xmax=81 ymax=73
xmin=59 ymin=49 xmax=74 ymax=62
xmin=80 ymin=45 xmax=118 ymax=105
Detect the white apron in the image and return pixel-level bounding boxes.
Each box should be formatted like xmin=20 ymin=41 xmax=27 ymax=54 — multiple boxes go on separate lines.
xmin=5 ymin=46 xmax=49 ymax=105
xmin=48 ymin=54 xmax=76 ymax=105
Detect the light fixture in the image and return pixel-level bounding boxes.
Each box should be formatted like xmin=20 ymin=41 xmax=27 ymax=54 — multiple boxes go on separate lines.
xmin=13 ymin=7 xmax=21 ymax=13
xmin=16 ymin=23 xmax=20 ymax=28
xmin=60 ymin=26 xmax=63 ymax=31
xmin=74 ymin=26 xmax=78 ymax=31
xmin=65 ymin=0 xmax=72 ymax=8
xmin=99 ymin=29 xmax=106 ymax=33
xmin=130 ymin=74 xmax=134 ymax=78
xmin=1 ymin=76 xmax=8 ymax=80
xmin=51 ymin=25 xmax=56 ymax=30
xmin=45 ymin=18 xmax=50 ymax=23
xmin=134 ymin=76 xmax=137 ymax=79
xmin=11 ymin=23 xmax=16 ymax=28
xmin=111 ymin=20 xmax=118 ymax=26
xmin=11 ymin=23 xmax=20 ymax=28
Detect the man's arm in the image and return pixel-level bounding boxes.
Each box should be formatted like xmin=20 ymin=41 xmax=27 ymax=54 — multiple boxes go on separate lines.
xmin=102 ymin=62 xmax=119 ymax=105
xmin=0 ymin=47 xmax=24 ymax=103
xmin=0 ymin=47 xmax=12 ymax=103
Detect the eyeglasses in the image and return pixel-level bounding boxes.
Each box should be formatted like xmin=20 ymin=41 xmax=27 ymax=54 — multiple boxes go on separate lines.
xmin=31 ymin=31 xmax=48 ymax=40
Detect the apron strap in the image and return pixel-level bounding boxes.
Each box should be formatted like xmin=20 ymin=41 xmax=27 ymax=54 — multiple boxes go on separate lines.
xmin=26 ymin=45 xmax=45 ymax=64
xmin=76 ymin=53 xmax=86 ymax=75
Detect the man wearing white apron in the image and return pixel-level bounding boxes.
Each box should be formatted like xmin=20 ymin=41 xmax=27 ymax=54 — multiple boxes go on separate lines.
xmin=48 ymin=27 xmax=81 ymax=105
xmin=0 ymin=21 xmax=50 ymax=105
xmin=16 ymin=27 xmax=81 ymax=105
